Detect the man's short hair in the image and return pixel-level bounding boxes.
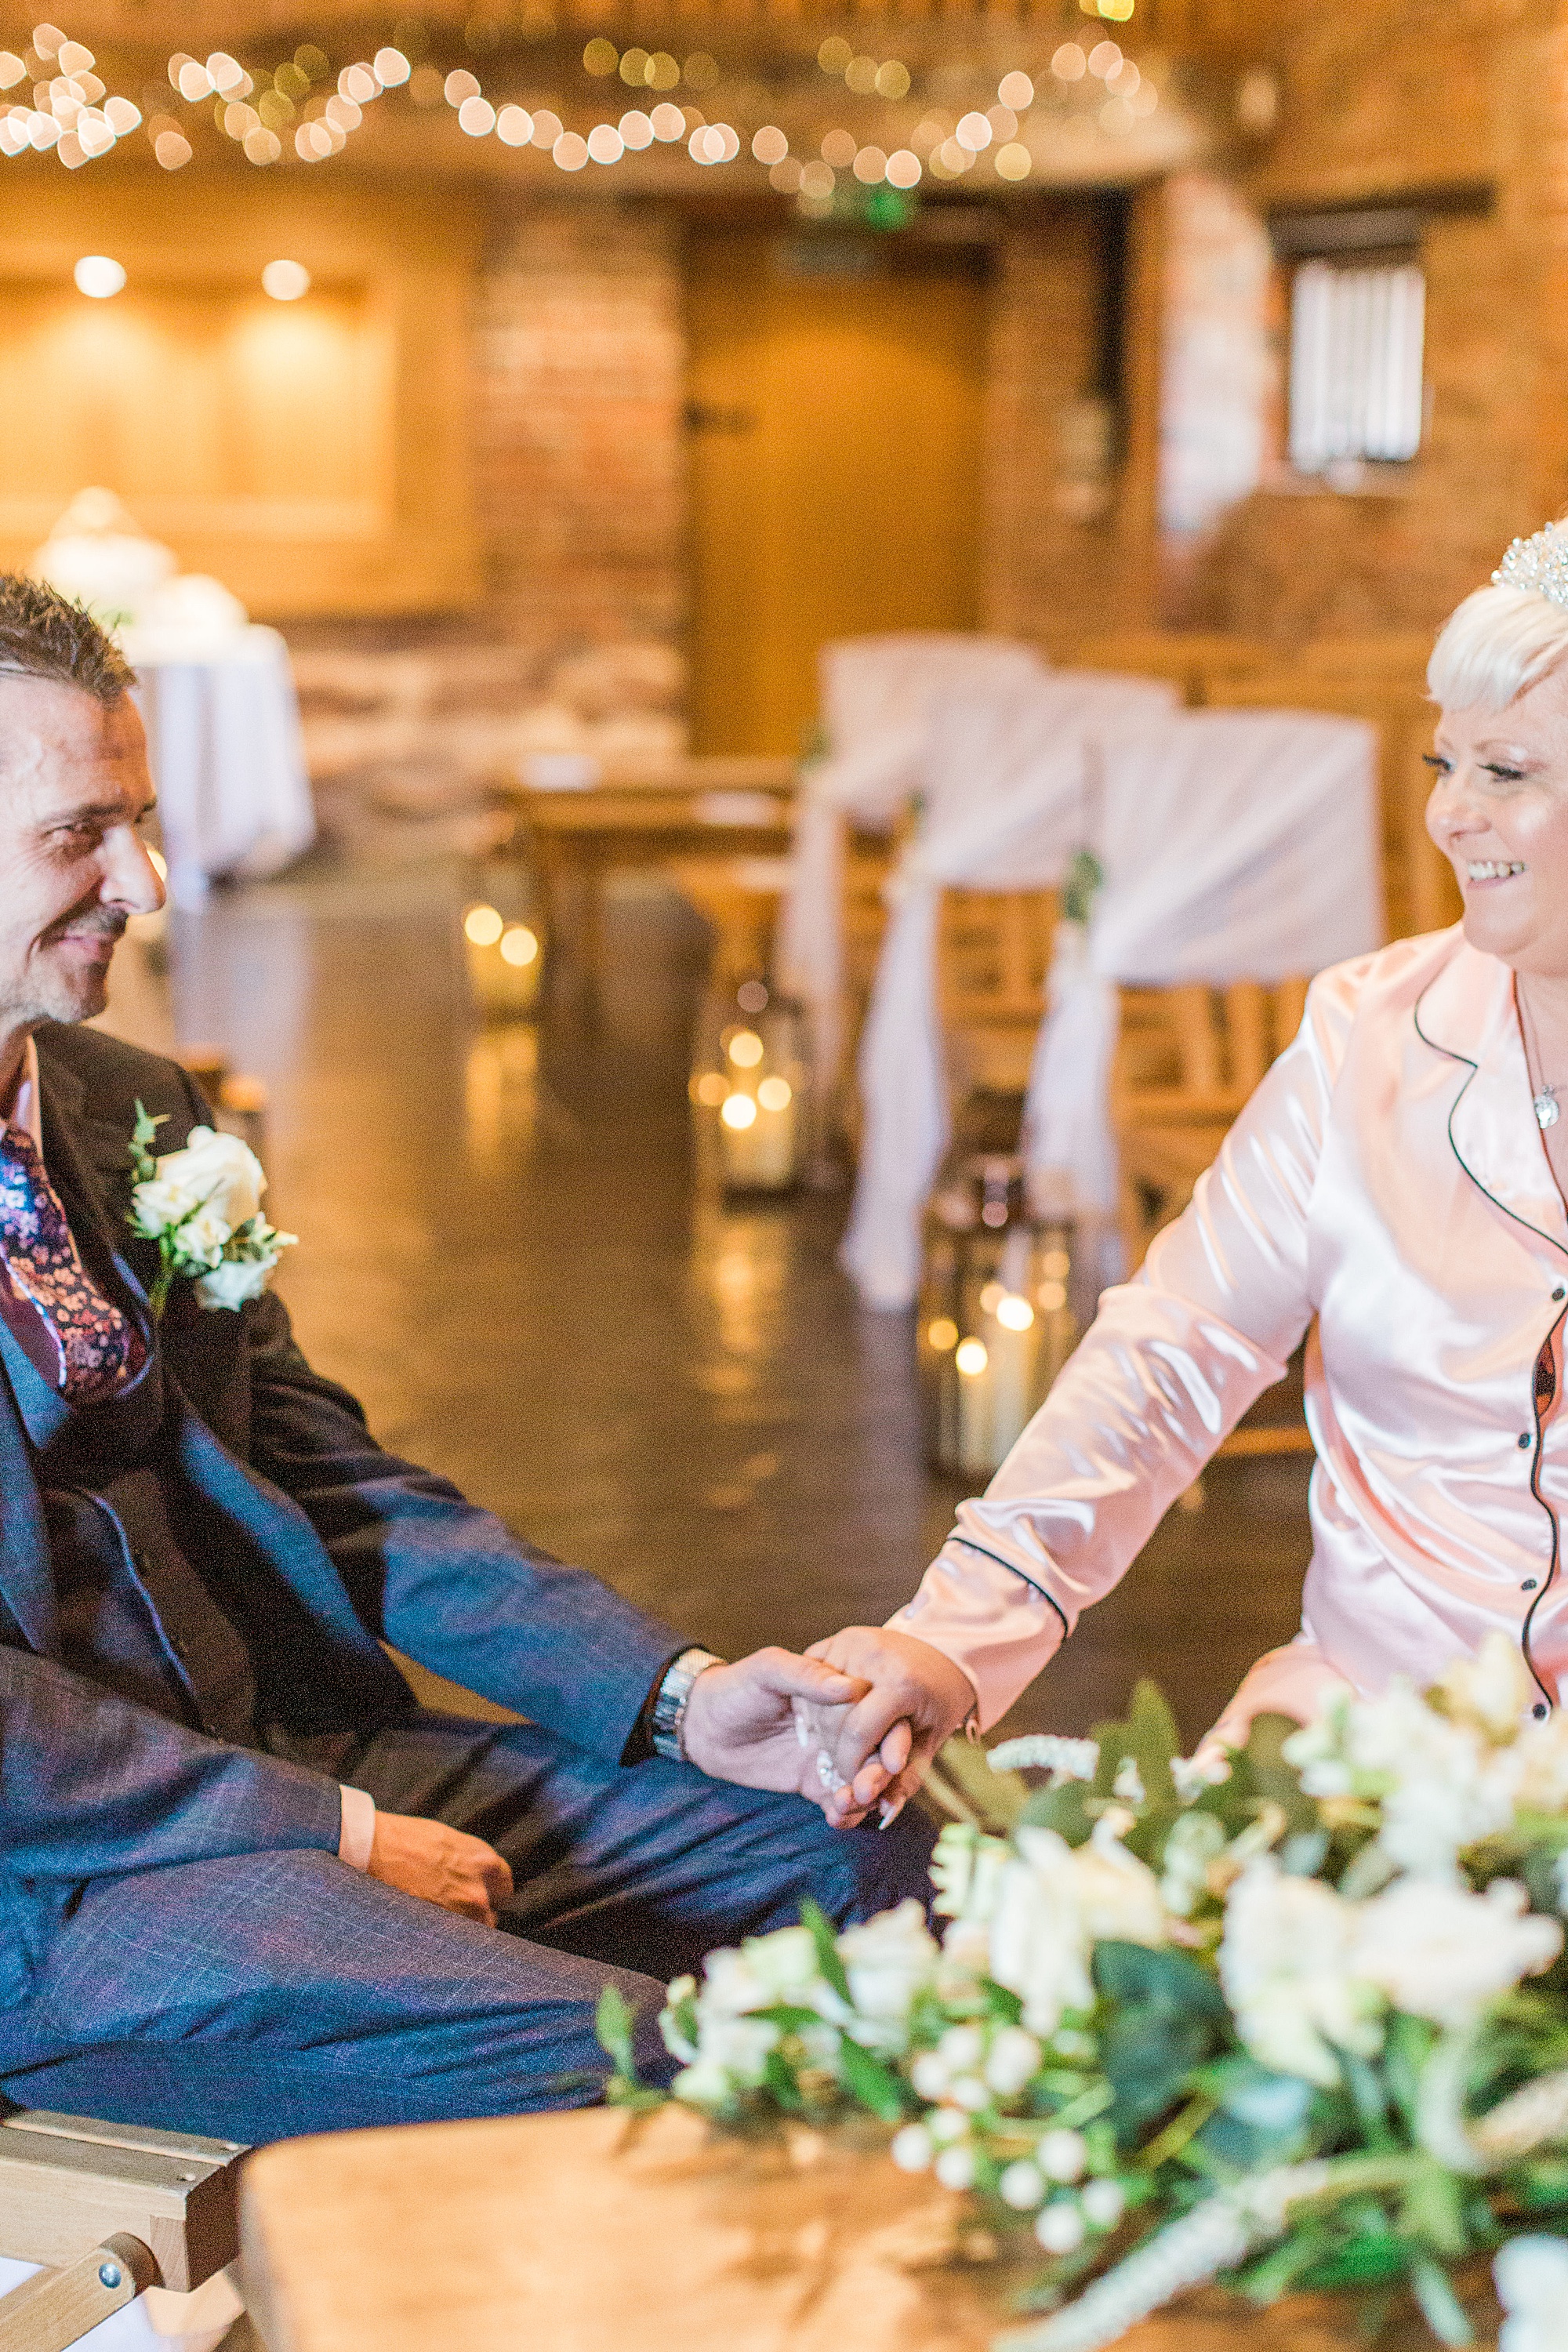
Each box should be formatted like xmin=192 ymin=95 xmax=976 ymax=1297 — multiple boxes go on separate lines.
xmin=0 ymin=575 xmax=134 ymax=704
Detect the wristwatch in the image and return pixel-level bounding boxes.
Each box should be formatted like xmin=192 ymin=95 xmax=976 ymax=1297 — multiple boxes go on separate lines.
xmin=651 ymin=1646 xmax=724 ymax=1761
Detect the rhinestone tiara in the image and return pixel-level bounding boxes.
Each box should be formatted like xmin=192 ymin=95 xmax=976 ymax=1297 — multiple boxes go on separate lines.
xmin=1494 ymin=519 xmax=1568 ymax=610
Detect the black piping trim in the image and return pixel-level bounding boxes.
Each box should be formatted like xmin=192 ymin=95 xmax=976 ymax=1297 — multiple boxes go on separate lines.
xmin=1413 ymin=976 xmax=1565 ymax=1708
xmin=946 ymin=1537 xmax=1072 ymax=1641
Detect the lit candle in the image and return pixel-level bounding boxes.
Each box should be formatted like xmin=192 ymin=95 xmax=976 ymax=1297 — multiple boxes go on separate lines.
xmin=718 ymin=1075 xmax=797 ymax=1189
xmin=954 ymin=1294 xmax=1044 ymax=1476
xmin=463 ymin=903 xmax=542 ymax=1016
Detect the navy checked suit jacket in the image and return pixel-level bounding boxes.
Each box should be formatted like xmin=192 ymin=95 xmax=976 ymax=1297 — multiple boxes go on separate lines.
xmin=0 ymin=1022 xmax=684 ymax=1995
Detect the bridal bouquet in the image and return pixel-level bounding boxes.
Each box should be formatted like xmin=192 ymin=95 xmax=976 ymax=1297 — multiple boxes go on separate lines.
xmin=127 ymin=1103 xmax=296 ymax=1315
xmin=598 ymin=1637 xmax=1568 ymax=2350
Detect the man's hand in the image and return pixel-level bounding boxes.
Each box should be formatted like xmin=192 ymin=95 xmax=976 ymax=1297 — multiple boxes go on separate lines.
xmin=680 ymin=1649 xmax=873 ymax=1809
xmin=798 ymin=1628 xmax=978 ymax=1828
xmin=367 ymin=1812 xmax=514 ymax=1927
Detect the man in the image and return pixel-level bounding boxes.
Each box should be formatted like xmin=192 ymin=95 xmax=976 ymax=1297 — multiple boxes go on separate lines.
xmin=0 ymin=576 xmax=934 ymax=2147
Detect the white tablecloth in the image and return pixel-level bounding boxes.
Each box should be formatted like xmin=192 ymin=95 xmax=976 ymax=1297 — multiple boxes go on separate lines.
xmin=126 ymin=626 xmax=314 ymax=908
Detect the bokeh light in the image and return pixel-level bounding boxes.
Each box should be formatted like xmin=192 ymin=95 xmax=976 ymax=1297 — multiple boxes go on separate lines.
xmin=73 ymin=253 xmax=124 ymax=297
xmin=262 ymin=258 xmax=310 ymax=299
xmin=955 ymin=1338 xmax=989 ymax=1377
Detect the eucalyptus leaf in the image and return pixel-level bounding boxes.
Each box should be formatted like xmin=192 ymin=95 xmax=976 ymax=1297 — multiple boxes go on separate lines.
xmin=799 ymin=1898 xmax=853 ymax=2006
xmin=838 ymin=2036 xmax=907 ymax=2122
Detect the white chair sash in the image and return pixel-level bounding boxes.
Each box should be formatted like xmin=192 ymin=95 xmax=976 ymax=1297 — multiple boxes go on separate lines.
xmin=837 ymin=672 xmax=1181 ymax=1311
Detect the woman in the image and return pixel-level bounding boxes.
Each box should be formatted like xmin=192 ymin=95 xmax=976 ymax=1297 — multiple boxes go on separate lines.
xmin=811 ymin=521 xmax=1568 ymax=1817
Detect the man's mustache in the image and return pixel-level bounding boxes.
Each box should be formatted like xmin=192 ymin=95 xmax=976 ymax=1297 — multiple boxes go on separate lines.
xmin=42 ymin=902 xmax=129 ymax=946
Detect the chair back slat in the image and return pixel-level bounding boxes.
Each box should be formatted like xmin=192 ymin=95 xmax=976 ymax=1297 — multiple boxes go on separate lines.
xmin=1112 ymin=976 xmax=1311 ymax=1265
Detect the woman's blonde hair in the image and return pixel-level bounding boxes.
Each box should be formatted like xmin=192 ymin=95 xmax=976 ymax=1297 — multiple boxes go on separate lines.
xmin=1428 ymin=571 xmax=1568 ymax=714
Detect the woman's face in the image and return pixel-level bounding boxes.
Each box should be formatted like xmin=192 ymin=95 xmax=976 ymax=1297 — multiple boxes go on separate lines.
xmin=1428 ymin=663 xmax=1568 ymax=978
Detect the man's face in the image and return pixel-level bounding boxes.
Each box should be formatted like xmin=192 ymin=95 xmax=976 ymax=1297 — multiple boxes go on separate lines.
xmin=0 ymin=675 xmax=164 ymax=1033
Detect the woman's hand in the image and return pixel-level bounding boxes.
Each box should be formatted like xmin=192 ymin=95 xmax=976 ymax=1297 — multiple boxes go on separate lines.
xmin=797 ymin=1628 xmax=978 ymax=1827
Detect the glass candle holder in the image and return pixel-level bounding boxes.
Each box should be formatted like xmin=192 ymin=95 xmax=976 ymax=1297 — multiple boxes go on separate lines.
xmin=690 ymin=979 xmax=808 ymax=1194
xmin=918 ymin=1152 xmax=1082 ymax=1478
xmin=462 ymin=898 xmax=543 ymax=1018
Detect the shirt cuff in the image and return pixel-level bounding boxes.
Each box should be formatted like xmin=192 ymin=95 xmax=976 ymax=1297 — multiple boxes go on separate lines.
xmin=337 ymin=1784 xmax=377 ymax=1871
xmin=887 ymin=1541 xmax=1069 ymax=1731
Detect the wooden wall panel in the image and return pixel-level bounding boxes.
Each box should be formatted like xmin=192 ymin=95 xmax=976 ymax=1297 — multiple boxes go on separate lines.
xmin=0 ymin=174 xmax=483 ymax=618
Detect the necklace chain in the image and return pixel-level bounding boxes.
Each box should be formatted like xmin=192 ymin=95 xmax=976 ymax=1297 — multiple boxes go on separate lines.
xmin=1519 ymin=982 xmax=1566 ymax=1131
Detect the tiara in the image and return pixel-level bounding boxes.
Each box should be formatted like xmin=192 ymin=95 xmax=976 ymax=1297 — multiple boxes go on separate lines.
xmin=1494 ymin=520 xmax=1568 ymax=610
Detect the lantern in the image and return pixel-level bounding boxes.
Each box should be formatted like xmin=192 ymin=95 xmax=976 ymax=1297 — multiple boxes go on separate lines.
xmin=690 ymin=978 xmax=808 ymax=1193
xmin=918 ymin=1152 xmax=1082 ymax=1478
xmin=462 ymin=897 xmax=543 ymax=1018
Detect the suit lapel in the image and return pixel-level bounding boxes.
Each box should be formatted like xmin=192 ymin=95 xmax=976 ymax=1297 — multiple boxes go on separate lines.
xmin=1415 ymin=942 xmax=1568 ymax=1260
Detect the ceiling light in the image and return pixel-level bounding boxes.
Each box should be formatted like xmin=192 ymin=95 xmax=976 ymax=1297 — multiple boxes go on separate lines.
xmin=73 ymin=254 xmax=124 ymax=297
xmin=262 ymin=258 xmax=310 ymax=300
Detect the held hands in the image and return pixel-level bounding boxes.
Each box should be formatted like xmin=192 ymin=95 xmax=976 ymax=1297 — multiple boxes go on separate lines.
xmin=796 ymin=1628 xmax=978 ymax=1828
xmin=680 ymin=1649 xmax=878 ymax=1802
xmin=367 ymin=1811 xmax=515 ymax=1927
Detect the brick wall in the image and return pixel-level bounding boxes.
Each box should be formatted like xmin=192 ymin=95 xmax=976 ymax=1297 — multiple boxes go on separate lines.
xmin=1171 ymin=1 xmax=1568 ymax=639
xmin=289 ymin=192 xmax=688 ymax=862
xmin=984 ymin=194 xmax=1157 ymax=646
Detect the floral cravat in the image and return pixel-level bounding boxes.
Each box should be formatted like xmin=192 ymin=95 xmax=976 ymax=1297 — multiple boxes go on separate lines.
xmin=0 ymin=1127 xmax=147 ymax=1403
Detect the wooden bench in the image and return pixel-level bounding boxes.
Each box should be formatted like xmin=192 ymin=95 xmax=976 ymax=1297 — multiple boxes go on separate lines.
xmin=0 ymin=2111 xmax=248 ymax=2352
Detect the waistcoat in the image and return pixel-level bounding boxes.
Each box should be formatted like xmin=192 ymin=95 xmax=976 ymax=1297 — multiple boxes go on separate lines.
xmin=0 ymin=1310 xmax=260 ymax=1747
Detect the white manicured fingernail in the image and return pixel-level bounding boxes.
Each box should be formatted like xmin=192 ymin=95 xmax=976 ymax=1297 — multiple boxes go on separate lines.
xmin=878 ymin=1795 xmax=906 ymax=1829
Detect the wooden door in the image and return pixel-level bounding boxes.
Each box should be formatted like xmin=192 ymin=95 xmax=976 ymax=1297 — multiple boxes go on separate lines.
xmin=686 ymin=229 xmax=988 ymax=757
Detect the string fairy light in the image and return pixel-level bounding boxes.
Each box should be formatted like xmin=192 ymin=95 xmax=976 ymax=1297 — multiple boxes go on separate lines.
xmin=0 ymin=19 xmax=1162 ymax=194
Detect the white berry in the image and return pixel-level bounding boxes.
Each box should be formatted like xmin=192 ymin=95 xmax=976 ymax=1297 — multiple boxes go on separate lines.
xmin=1080 ymin=2178 xmax=1127 ymax=2230
xmin=1035 ymin=2200 xmax=1087 ymax=2255
xmin=1039 ymin=2127 xmax=1088 ymax=2183
xmin=998 ymin=2160 xmax=1046 ymax=2211
xmin=935 ymin=2142 xmax=977 ymax=2190
xmin=890 ymin=2125 xmax=934 ymax=2173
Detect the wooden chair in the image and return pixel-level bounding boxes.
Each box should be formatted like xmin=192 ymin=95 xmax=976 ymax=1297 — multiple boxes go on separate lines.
xmin=1054 ymin=632 xmax=1272 ymax=706
xmin=935 ymin=886 xmax=1058 ymax=1120
xmin=1113 ymin=978 xmax=1314 ymax=1465
xmin=0 ymin=2109 xmax=249 ymax=2350
xmin=1202 ymin=670 xmax=1460 ymax=944
xmin=1112 ymin=976 xmax=1308 ymax=1265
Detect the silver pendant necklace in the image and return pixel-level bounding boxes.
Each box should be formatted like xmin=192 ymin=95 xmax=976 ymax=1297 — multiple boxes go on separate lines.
xmin=1519 ymin=984 xmax=1566 ymax=1127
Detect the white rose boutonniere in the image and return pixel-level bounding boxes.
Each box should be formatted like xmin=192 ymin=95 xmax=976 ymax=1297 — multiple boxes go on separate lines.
xmin=127 ymin=1102 xmax=297 ymax=1316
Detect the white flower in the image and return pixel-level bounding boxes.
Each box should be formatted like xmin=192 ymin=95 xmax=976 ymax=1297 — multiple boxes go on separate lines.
xmin=989 ymin=1831 xmax=1096 ymax=2036
xmin=194 ymin=1253 xmax=275 ymax=1309
xmin=139 ymin=1127 xmax=265 ymax=1232
xmin=1076 ymin=1822 xmax=1169 ymax=1946
xmin=737 ymin=1925 xmax=822 ymax=2003
xmin=1436 ymin=1632 xmax=1537 ymax=1744
xmin=671 ymin=2012 xmax=779 ymax=2107
xmin=935 ymin=2142 xmax=975 ymax=2190
xmin=1218 ymin=1862 xmax=1383 ymax=2087
xmin=837 ymin=1900 xmax=939 ymax=2053
xmin=1159 ymin=1812 xmax=1228 ymax=1917
xmin=1288 ymin=1677 xmax=1518 ymax=1879
xmin=1352 ymin=1878 xmax=1563 ymax=2028
xmin=890 ymin=2124 xmax=934 ymax=2172
xmin=931 ymin=1824 xmax=1011 ymax=1923
xmin=1495 ymin=2236 xmax=1568 ymax=2352
xmin=989 ymin=1827 xmax=1167 ymax=2041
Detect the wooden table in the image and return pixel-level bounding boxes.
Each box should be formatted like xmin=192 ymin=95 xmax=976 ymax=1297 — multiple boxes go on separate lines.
xmin=511 ymin=776 xmax=795 ymax=1005
xmin=239 ymin=2103 xmax=1499 ymax=2352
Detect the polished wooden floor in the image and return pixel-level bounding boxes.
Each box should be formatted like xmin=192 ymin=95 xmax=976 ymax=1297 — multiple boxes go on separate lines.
xmin=118 ymin=869 xmax=1313 ymax=1750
